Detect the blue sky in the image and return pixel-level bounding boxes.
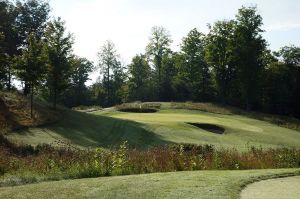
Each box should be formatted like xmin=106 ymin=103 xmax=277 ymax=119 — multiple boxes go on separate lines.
xmin=50 ymin=0 xmax=300 ymax=71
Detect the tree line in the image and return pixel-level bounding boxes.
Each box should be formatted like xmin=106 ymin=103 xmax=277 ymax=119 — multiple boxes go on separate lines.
xmin=1 ymin=0 xmax=300 ymax=118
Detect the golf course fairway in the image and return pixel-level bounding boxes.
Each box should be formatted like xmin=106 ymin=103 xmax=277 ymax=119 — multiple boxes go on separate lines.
xmin=1 ymin=169 xmax=299 ymax=199
xmin=6 ymin=108 xmax=300 ymax=150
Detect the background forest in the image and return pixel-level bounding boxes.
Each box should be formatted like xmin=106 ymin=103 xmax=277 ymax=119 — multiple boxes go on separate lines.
xmin=1 ymin=0 xmax=300 ymax=118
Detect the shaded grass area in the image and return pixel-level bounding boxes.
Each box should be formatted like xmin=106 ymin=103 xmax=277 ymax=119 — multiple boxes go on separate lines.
xmin=6 ymin=110 xmax=169 ymax=149
xmin=0 ymin=169 xmax=299 ymax=199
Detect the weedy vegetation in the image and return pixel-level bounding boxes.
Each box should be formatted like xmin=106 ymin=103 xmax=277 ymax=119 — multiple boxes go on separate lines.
xmin=1 ymin=135 xmax=299 ymax=187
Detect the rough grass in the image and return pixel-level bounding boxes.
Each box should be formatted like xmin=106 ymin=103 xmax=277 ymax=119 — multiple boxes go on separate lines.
xmin=72 ymin=105 xmax=102 ymax=113
xmin=0 ymin=169 xmax=299 ymax=199
xmin=241 ymin=175 xmax=300 ymax=199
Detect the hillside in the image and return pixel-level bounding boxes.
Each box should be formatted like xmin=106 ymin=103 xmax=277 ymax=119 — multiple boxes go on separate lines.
xmin=0 ymin=91 xmax=58 ymax=134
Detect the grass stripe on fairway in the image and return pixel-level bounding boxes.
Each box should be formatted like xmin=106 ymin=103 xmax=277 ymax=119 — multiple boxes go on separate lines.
xmin=0 ymin=169 xmax=299 ymax=199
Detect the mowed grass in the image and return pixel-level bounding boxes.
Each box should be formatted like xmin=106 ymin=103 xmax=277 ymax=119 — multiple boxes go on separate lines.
xmin=6 ymin=110 xmax=168 ymax=149
xmin=0 ymin=169 xmax=299 ymax=199
xmin=6 ymin=108 xmax=300 ymax=150
xmin=96 ymin=109 xmax=300 ymax=150
xmin=241 ymin=175 xmax=300 ymax=199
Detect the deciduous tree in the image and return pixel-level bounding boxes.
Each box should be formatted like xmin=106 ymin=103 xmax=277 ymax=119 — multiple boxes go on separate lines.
xmin=128 ymin=54 xmax=152 ymax=101
xmin=146 ymin=26 xmax=172 ymax=99
xmin=45 ymin=18 xmax=74 ymax=109
xmin=13 ymin=33 xmax=48 ymax=117
xmin=179 ymin=28 xmax=212 ymax=101
xmin=97 ymin=40 xmax=121 ymax=106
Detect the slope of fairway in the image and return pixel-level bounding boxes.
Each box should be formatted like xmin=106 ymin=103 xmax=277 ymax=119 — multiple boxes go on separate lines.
xmin=6 ymin=108 xmax=300 ymax=150
xmin=0 ymin=169 xmax=299 ymax=199
xmin=6 ymin=110 xmax=169 ymax=148
xmin=241 ymin=175 xmax=300 ymax=199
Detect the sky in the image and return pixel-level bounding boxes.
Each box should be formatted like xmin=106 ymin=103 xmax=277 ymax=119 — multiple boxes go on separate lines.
xmin=50 ymin=0 xmax=300 ymax=83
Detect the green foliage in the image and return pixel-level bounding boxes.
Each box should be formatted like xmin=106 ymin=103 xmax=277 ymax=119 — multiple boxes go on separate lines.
xmin=13 ymin=33 xmax=48 ymax=117
xmin=233 ymin=6 xmax=267 ymax=110
xmin=14 ymin=0 xmax=50 ymax=43
xmin=146 ymin=26 xmax=173 ymax=99
xmin=0 ymin=33 xmax=7 ymax=89
xmin=10 ymin=0 xmax=50 ymax=93
xmin=178 ymin=28 xmax=213 ymax=101
xmin=44 ymin=17 xmax=74 ymax=109
xmin=97 ymin=40 xmax=125 ymax=106
xmin=206 ymin=20 xmax=238 ymax=104
xmin=13 ymin=33 xmax=48 ymax=86
xmin=128 ymin=54 xmax=153 ymax=101
xmin=160 ymin=53 xmax=177 ymax=101
xmin=62 ymin=56 xmax=94 ymax=107
xmin=0 ymin=0 xmax=19 ymax=89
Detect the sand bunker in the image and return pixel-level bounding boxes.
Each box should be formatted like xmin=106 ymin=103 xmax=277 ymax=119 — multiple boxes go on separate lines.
xmin=187 ymin=123 xmax=225 ymax=134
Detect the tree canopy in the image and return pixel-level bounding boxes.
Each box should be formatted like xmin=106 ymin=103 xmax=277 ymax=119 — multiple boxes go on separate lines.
xmin=0 ymin=3 xmax=299 ymax=118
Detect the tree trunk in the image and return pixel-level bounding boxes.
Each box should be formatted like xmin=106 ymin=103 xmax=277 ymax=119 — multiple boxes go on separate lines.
xmin=30 ymin=83 xmax=34 ymax=118
xmin=7 ymin=65 xmax=11 ymax=90
xmin=54 ymin=89 xmax=57 ymax=110
xmin=107 ymin=64 xmax=110 ymax=106
xmin=24 ymin=82 xmax=31 ymax=96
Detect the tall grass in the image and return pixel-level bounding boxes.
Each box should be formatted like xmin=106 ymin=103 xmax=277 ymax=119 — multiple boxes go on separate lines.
xmin=1 ymin=135 xmax=299 ymax=187
xmin=116 ymin=102 xmax=161 ymax=112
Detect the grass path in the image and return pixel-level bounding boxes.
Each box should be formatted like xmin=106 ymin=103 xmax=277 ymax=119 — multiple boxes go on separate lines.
xmin=241 ymin=175 xmax=300 ymax=199
xmin=0 ymin=169 xmax=300 ymax=199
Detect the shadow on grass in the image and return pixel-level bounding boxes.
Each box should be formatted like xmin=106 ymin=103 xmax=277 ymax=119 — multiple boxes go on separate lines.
xmin=18 ymin=110 xmax=172 ymax=149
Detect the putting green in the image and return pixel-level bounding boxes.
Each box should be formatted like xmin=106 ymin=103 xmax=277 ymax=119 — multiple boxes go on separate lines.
xmin=96 ymin=109 xmax=300 ymax=150
xmin=6 ymin=108 xmax=300 ymax=150
xmin=241 ymin=176 xmax=300 ymax=199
